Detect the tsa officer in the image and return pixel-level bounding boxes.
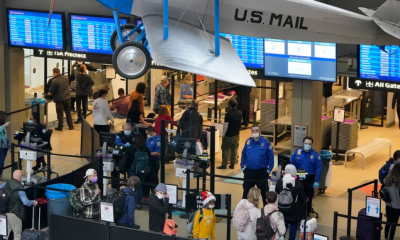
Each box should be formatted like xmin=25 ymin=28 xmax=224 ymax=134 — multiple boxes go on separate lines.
xmin=240 ymin=125 xmax=274 ymax=206
xmin=144 ymin=126 xmax=161 ymax=197
xmin=290 ymin=136 xmax=322 ymax=216
xmin=115 ymin=123 xmax=134 ymax=147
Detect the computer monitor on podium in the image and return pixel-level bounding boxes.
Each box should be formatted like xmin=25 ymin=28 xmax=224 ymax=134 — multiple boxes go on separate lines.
xmin=23 ymin=122 xmax=38 ymax=137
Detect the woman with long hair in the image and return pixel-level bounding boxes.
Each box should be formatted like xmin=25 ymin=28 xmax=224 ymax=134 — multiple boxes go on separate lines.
xmin=0 ymin=111 xmax=10 ymax=179
xmin=384 ymin=164 xmax=400 ymax=240
xmin=127 ymin=100 xmax=152 ymax=126
xmin=179 ymin=74 xmax=202 ymax=101
xmin=128 ymin=82 xmax=147 ymax=117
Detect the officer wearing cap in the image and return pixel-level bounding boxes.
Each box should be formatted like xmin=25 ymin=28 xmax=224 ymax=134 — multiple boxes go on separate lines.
xmin=290 ymin=136 xmax=322 ymax=216
xmin=116 ymin=123 xmax=134 ymax=147
xmin=145 ymin=127 xmax=161 ymax=197
xmin=240 ymin=125 xmax=274 ymax=206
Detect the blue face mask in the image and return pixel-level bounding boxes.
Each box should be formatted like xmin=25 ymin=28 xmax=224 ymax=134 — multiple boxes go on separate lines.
xmin=28 ymin=120 xmax=33 ymax=123
xmin=304 ymin=144 xmax=312 ymax=151
xmin=124 ymin=130 xmax=131 ymax=136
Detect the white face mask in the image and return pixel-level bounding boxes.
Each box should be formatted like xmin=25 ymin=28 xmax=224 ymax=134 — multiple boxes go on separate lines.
xmin=208 ymin=204 xmax=215 ymax=209
xmin=252 ymin=133 xmax=260 ymax=139
xmin=156 ymin=193 xmax=164 ymax=199
xmin=147 ymin=135 xmax=152 ymax=139
xmin=258 ymin=196 xmax=261 ymax=201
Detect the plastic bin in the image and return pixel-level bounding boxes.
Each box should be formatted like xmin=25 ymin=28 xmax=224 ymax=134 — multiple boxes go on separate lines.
xmin=46 ymin=184 xmax=76 ymax=220
xmin=319 ymin=150 xmax=332 ymax=193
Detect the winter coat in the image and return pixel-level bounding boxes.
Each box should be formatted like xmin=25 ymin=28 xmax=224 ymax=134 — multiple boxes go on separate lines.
xmin=276 ymin=177 xmax=308 ymax=222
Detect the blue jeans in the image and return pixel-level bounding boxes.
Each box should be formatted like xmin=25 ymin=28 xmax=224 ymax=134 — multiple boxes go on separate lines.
xmin=0 ymin=149 xmax=8 ymax=176
xmin=127 ymin=170 xmax=145 ymax=205
xmin=285 ymin=220 xmax=298 ymax=240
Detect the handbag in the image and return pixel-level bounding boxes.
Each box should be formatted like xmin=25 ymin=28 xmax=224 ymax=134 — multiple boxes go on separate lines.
xmin=379 ymin=187 xmax=391 ymax=203
xmin=163 ymin=219 xmax=178 ymax=235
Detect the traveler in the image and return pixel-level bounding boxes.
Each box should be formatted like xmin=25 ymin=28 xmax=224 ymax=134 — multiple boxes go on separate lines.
xmin=256 ymin=192 xmax=286 ymax=240
xmin=128 ymin=82 xmax=146 ymax=117
xmin=29 ymin=113 xmax=47 ymax=171
xmin=392 ymin=91 xmax=400 ymax=130
xmin=218 ymin=98 xmax=243 ymax=169
xmin=177 ymin=100 xmax=203 ymax=140
xmin=115 ymin=123 xmax=134 ymax=147
xmin=153 ymin=76 xmax=171 ymax=114
xmin=125 ymin=134 xmax=151 ymax=209
xmin=234 ymin=187 xmax=261 ymax=240
xmin=48 ymin=67 xmax=74 ymax=131
xmin=192 ymin=191 xmax=216 ymax=240
xmin=384 ymin=164 xmax=400 ymax=240
xmin=116 ymin=175 xmax=140 ymax=229
xmin=379 ymin=150 xmax=400 ymax=188
xmin=80 ymin=169 xmax=101 ymax=221
xmin=154 ymin=106 xmax=178 ymax=136
xmin=127 ymin=100 xmax=152 ymax=126
xmin=74 ymin=65 xmax=95 ymax=124
xmin=70 ymin=64 xmax=78 ymax=113
xmin=70 ymin=61 xmax=97 ymax=112
xmin=179 ymin=74 xmax=202 ymax=101
xmin=110 ymin=88 xmax=130 ymax=119
xmin=240 ymin=125 xmax=274 ymax=206
xmin=148 ymin=183 xmax=170 ymax=233
xmin=275 ymin=165 xmax=307 ymax=240
xmin=290 ymin=136 xmax=321 ymax=216
xmin=93 ymin=89 xmax=114 ymax=133
xmin=144 ymin=127 xmax=161 ymax=198
xmin=0 ymin=111 xmax=10 ymax=179
xmin=0 ymin=170 xmax=38 ymax=240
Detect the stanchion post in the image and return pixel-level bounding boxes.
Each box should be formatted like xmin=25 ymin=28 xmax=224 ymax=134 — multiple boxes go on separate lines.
xmin=333 ymin=211 xmax=338 ymax=240
xmin=196 ymin=175 xmax=200 ymax=193
xmin=46 ymin=151 xmax=51 ymax=181
xmin=185 ymin=169 xmax=191 ymax=215
xmin=36 ymin=103 xmax=40 ymax=124
xmin=370 ymin=217 xmax=375 ymax=240
xmin=161 ymin=120 xmax=166 ymax=183
xmin=99 ymin=157 xmax=104 ymax=194
xmin=346 ymin=189 xmax=352 ymax=237
xmin=226 ymin=194 xmax=231 ymax=240
xmin=373 ymin=179 xmax=378 ymax=197
xmin=18 ymin=146 xmax=22 ymax=170
xmin=332 ymin=121 xmax=343 ymax=166
xmin=11 ymin=143 xmax=16 ymax=173
xmin=210 ymin=126 xmax=216 ymax=194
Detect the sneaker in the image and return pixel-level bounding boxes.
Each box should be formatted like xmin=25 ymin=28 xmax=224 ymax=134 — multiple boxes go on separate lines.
xmin=69 ymin=127 xmax=74 ymax=130
xmin=217 ymin=165 xmax=227 ymax=169
xmin=54 ymin=127 xmax=63 ymax=131
xmin=42 ymin=162 xmax=47 ymax=169
xmin=229 ymin=165 xmax=235 ymax=169
xmin=74 ymin=119 xmax=82 ymax=124
xmin=32 ymin=165 xmax=40 ymax=171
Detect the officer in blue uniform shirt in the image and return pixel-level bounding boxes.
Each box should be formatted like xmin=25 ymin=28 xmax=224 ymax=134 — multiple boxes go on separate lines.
xmin=240 ymin=125 xmax=274 ymax=206
xmin=290 ymin=136 xmax=322 ymax=216
xmin=115 ymin=124 xmax=134 ymax=147
xmin=144 ymin=126 xmax=161 ymax=197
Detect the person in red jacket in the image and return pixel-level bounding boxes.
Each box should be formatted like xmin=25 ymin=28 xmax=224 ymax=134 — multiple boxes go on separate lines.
xmin=154 ymin=106 xmax=178 ymax=136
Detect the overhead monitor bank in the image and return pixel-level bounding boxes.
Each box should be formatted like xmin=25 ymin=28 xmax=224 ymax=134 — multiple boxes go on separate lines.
xmin=7 ymin=9 xmax=64 ymax=50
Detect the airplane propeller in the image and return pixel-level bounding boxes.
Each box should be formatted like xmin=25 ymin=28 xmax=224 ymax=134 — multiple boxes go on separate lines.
xmin=47 ymin=0 xmax=56 ymax=30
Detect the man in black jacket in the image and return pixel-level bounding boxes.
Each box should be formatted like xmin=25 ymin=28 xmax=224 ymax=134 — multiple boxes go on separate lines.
xmin=74 ymin=65 xmax=95 ymax=124
xmin=392 ymin=91 xmax=400 ymax=129
xmin=177 ymin=100 xmax=203 ymax=141
xmin=148 ymin=183 xmax=169 ymax=232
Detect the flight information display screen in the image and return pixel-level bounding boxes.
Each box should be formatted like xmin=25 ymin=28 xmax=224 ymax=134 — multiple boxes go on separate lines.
xmin=359 ymin=45 xmax=400 ymax=82
xmin=71 ymin=14 xmax=127 ymax=55
xmin=7 ymin=9 xmax=64 ymax=50
xmin=264 ymin=39 xmax=336 ymax=82
xmin=220 ymin=33 xmax=264 ymax=69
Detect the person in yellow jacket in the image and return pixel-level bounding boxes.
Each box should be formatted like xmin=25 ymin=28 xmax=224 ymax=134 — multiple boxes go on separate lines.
xmin=193 ymin=191 xmax=216 ymax=240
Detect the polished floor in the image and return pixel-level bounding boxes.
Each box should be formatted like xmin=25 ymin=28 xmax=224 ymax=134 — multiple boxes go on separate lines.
xmin=4 ymin=106 xmax=400 ymax=240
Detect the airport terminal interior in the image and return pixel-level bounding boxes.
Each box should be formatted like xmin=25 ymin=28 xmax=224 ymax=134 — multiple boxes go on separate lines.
xmin=1 ymin=0 xmax=400 ymax=240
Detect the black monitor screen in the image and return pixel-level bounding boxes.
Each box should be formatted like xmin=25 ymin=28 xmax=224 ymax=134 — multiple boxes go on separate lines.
xmin=23 ymin=122 xmax=38 ymax=137
xmin=100 ymin=132 xmax=116 ymax=147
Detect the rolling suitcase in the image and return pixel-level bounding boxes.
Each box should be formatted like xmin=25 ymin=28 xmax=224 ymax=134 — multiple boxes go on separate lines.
xmin=21 ymin=206 xmax=45 ymax=240
xmin=300 ymin=203 xmax=318 ymax=240
xmin=356 ymin=208 xmax=382 ymax=240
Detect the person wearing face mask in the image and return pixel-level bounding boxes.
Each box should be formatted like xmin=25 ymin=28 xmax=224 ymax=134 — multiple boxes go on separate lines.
xmin=275 ymin=165 xmax=307 ymax=240
xmin=115 ymin=123 xmax=134 ymax=147
xmin=290 ymin=136 xmax=321 ymax=217
xmin=177 ymin=100 xmax=203 ymax=142
xmin=148 ymin=183 xmax=170 ymax=233
xmin=80 ymin=169 xmax=101 ymax=221
xmin=153 ymin=76 xmax=171 ymax=114
xmin=240 ymin=125 xmax=275 ymax=206
xmin=234 ymin=187 xmax=261 ymax=240
xmin=116 ymin=176 xmax=141 ymax=229
xmin=28 ymin=113 xmax=47 ymax=171
xmin=143 ymin=127 xmax=161 ymax=199
xmin=257 ymin=192 xmax=286 ymax=240
xmin=92 ymin=89 xmax=114 ymax=134
xmin=192 ymin=191 xmax=216 ymax=240
xmin=179 ymin=74 xmax=203 ymax=102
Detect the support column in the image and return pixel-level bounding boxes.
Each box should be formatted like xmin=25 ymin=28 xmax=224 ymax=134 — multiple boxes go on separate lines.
xmin=291 ymin=80 xmax=323 ymax=153
xmin=0 ymin=0 xmax=6 ymax=111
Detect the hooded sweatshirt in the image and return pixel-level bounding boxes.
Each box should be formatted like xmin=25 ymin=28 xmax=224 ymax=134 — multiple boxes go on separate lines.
xmin=148 ymin=194 xmax=169 ymax=232
xmin=256 ymin=204 xmax=286 ymax=240
xmin=235 ymin=199 xmax=259 ymax=240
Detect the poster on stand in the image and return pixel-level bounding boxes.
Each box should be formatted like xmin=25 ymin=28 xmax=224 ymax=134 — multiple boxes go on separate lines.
xmin=100 ymin=202 xmax=114 ymax=222
xmin=333 ymin=106 xmax=345 ymax=123
xmin=293 ymin=124 xmax=308 ymax=147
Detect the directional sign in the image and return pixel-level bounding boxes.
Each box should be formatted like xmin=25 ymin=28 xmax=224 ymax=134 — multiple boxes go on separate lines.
xmin=366 ymin=196 xmax=381 ymax=218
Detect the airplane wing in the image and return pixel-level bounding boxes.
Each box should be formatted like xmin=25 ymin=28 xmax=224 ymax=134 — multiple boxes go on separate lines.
xmin=359 ymin=6 xmax=400 ymax=40
xmin=142 ymin=14 xmax=255 ymax=87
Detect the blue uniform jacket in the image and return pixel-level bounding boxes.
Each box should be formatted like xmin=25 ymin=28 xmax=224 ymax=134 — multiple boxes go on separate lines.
xmin=115 ymin=132 xmax=134 ymax=147
xmin=146 ymin=134 xmax=161 ymax=160
xmin=290 ymin=148 xmax=322 ymax=182
xmin=179 ymin=83 xmax=193 ymax=101
xmin=116 ymin=187 xmax=136 ymax=228
xmin=240 ymin=137 xmax=274 ymax=172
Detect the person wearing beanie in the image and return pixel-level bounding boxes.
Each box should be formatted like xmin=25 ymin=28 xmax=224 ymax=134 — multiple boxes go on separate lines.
xmin=80 ymin=169 xmax=101 ymax=221
xmin=193 ymin=191 xmax=216 ymax=240
xmin=148 ymin=183 xmax=170 ymax=232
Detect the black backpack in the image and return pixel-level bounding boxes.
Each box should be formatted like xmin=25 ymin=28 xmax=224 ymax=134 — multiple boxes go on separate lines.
xmin=132 ymin=147 xmax=150 ymax=175
xmin=105 ymin=190 xmax=135 ymax=220
xmin=0 ymin=182 xmax=22 ymax=214
xmin=379 ymin=187 xmax=392 ymax=203
xmin=256 ymin=210 xmax=278 ymax=240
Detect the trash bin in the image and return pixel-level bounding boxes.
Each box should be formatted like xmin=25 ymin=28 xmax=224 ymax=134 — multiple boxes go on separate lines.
xmin=45 ymin=184 xmax=76 ymax=221
xmin=319 ymin=150 xmax=332 ymax=193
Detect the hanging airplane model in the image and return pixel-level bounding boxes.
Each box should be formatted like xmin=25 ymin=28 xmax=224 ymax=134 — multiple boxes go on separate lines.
xmin=50 ymin=0 xmax=400 ymax=87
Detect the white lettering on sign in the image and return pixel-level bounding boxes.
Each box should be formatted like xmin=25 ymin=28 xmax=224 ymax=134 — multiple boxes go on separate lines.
xmin=247 ymin=69 xmax=258 ymax=76
xmin=151 ymin=60 xmax=163 ymax=66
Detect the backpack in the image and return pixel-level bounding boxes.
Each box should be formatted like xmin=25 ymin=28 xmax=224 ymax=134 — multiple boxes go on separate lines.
xmin=105 ymin=189 xmax=135 ymax=220
xmin=69 ymin=188 xmax=85 ymax=214
xmin=232 ymin=201 xmax=255 ymax=232
xmin=379 ymin=161 xmax=395 ymax=184
xmin=256 ymin=209 xmax=278 ymax=240
xmin=132 ymin=147 xmax=150 ymax=175
xmin=0 ymin=183 xmax=16 ymax=214
xmin=379 ymin=187 xmax=392 ymax=203
xmin=277 ymin=187 xmax=297 ymax=214
xmin=186 ymin=209 xmax=204 ymax=234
